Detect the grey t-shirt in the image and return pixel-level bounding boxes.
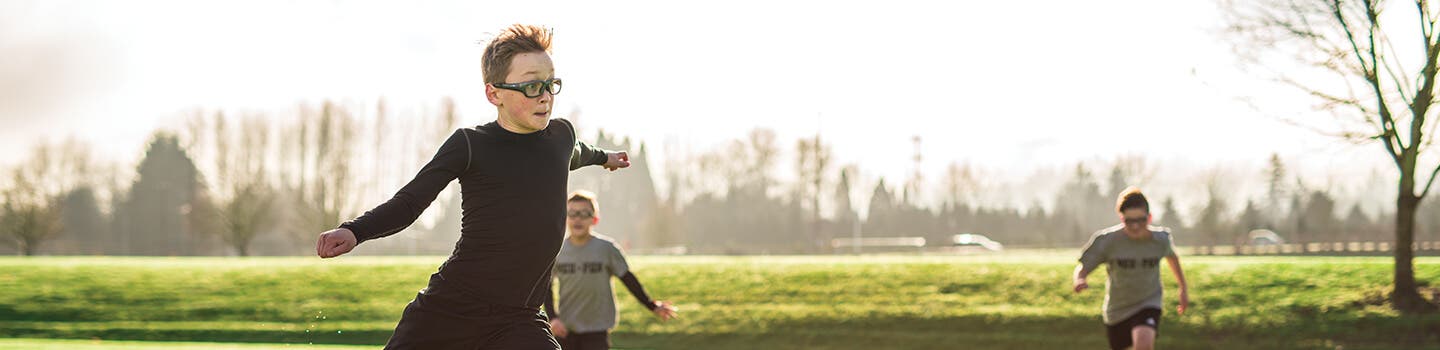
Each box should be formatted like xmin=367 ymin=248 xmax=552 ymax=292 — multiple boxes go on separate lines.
xmin=553 ymin=233 xmax=630 ymax=333
xmin=1078 ymin=224 xmax=1177 ymax=325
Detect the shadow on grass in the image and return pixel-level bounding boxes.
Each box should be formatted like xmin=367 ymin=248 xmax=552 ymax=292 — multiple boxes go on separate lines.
xmin=610 ymin=313 xmax=1440 ymax=350
xmin=4 ymin=312 xmax=1435 ymax=350
xmin=0 ymin=326 xmax=390 ymax=346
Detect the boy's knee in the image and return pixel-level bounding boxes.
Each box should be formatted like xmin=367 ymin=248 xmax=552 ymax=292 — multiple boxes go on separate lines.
xmin=1130 ymin=326 xmax=1156 ymax=350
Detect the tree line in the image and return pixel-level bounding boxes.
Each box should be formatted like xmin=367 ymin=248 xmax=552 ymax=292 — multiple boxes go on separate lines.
xmin=2 ymin=102 xmax=1436 ymax=256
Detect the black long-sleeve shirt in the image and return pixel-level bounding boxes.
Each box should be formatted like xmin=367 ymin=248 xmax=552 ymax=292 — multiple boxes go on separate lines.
xmin=339 ymin=118 xmax=610 ymax=309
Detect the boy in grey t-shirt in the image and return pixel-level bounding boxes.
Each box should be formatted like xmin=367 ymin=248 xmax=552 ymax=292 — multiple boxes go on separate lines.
xmin=545 ymin=190 xmax=678 ymax=350
xmin=1073 ymin=187 xmax=1190 ymax=350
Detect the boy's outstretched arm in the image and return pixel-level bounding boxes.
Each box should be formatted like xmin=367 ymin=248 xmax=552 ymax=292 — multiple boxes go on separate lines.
xmin=1165 ymin=254 xmax=1189 ymax=315
xmin=570 ymin=139 xmax=628 ymax=171
xmin=619 ymin=272 xmax=677 ymax=321
xmin=318 ymin=129 xmax=469 ymax=258
xmin=1074 ymin=232 xmax=1107 ymax=293
xmin=564 ymin=119 xmax=628 ymax=171
xmin=1072 ymin=264 xmax=1092 ymax=293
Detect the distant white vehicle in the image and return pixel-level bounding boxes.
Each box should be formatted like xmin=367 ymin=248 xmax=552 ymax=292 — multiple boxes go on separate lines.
xmin=1249 ymin=229 xmax=1285 ymax=246
xmin=951 ymin=233 xmax=1004 ymax=251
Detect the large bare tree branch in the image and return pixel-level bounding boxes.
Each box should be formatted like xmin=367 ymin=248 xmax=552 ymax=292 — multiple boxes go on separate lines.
xmin=1419 ymin=1 xmax=1440 ymax=150
xmin=1419 ymin=1 xmax=1435 ymax=39
xmin=1278 ymin=75 xmax=1377 ymax=114
xmin=1368 ymin=13 xmax=1419 ymax=104
xmin=1332 ymin=0 xmax=1409 ymax=164
xmin=1280 ymin=115 xmax=1387 ymax=141
xmin=1406 ymin=2 xmax=1440 ymax=179
xmin=1421 ymin=161 xmax=1440 ymax=197
xmin=1272 ymin=3 xmax=1375 ymax=103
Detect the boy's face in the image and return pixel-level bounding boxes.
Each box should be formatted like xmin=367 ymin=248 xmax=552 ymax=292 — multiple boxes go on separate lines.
xmin=567 ymin=200 xmax=598 ymax=233
xmin=487 ymin=51 xmax=555 ymax=133
xmin=1119 ymin=208 xmax=1151 ymax=239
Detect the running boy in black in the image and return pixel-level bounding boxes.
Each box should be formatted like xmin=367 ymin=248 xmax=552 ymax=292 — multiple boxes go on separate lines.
xmin=314 ymin=24 xmax=630 ymax=350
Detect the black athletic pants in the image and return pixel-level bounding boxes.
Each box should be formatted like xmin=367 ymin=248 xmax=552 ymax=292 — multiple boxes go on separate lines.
xmin=558 ymin=331 xmax=610 ymax=350
xmin=1105 ymin=308 xmax=1162 ymax=350
xmin=383 ymin=274 xmax=560 ymax=350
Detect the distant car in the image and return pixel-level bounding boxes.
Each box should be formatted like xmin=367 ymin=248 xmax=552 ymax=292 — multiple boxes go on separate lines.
xmin=951 ymin=233 xmax=1003 ymax=251
xmin=1248 ymin=229 xmax=1285 ymax=246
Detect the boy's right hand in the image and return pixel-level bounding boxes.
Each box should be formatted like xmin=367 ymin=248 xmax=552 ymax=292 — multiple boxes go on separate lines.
xmin=603 ymin=151 xmax=630 ymax=171
xmin=316 ymin=228 xmax=357 ymax=258
xmin=550 ymin=319 xmax=568 ymax=338
xmin=1072 ymin=279 xmax=1088 ymax=293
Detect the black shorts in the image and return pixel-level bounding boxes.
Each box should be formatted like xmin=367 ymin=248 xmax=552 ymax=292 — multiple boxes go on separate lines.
xmin=1106 ymin=308 xmax=1162 ymax=350
xmin=558 ymin=331 xmax=610 ymax=350
xmin=383 ymin=274 xmax=560 ymax=350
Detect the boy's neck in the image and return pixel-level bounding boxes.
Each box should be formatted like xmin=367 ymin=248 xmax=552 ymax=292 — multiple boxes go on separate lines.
xmin=1123 ymin=229 xmax=1152 ymax=241
xmin=496 ymin=115 xmax=539 ymax=134
xmin=568 ymin=231 xmax=593 ymax=245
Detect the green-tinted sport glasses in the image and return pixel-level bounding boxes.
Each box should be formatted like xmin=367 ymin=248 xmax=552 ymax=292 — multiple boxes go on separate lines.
xmin=492 ymin=78 xmax=562 ymax=98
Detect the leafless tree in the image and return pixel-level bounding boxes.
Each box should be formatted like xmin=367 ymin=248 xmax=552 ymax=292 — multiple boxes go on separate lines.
xmin=0 ymin=139 xmax=94 ymax=255
xmin=1223 ymin=0 xmax=1440 ymax=311
xmin=185 ymin=111 xmax=276 ymax=256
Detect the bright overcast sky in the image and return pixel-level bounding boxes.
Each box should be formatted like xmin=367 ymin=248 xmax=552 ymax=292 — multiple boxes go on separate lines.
xmin=0 ymin=0 xmax=1405 ymax=209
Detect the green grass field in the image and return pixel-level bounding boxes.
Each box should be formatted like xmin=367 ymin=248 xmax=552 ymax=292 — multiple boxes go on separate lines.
xmin=1 ymin=254 xmax=1437 ymax=349
xmin=0 ymin=338 xmax=371 ymax=350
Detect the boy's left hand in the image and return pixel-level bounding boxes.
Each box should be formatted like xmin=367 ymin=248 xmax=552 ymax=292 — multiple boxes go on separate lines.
xmin=604 ymin=151 xmax=630 ymax=171
xmin=651 ymin=300 xmax=678 ymax=321
xmin=1177 ymin=289 xmax=1189 ymax=315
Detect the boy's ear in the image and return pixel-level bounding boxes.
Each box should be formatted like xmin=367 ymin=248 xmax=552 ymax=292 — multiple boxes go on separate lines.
xmin=592 ymin=216 xmax=600 ymax=225
xmin=485 ymin=84 xmax=503 ymax=106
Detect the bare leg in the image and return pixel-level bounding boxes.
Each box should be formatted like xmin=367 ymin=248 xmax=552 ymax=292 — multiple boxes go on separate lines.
xmin=1131 ymin=326 xmax=1156 ymax=350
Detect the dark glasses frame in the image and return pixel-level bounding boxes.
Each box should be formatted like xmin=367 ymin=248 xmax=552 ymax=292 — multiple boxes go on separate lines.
xmin=491 ymin=78 xmax=562 ymax=98
xmin=1122 ymin=216 xmax=1148 ymax=225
